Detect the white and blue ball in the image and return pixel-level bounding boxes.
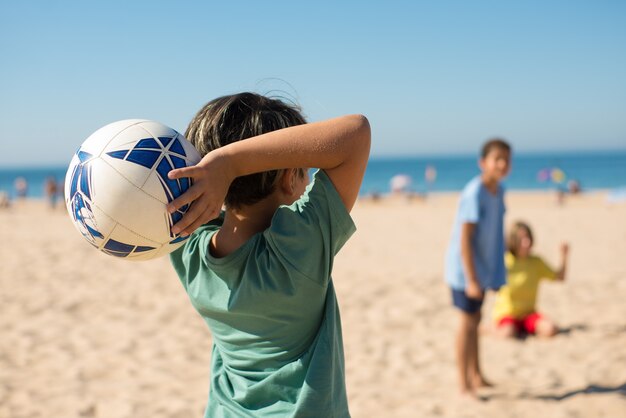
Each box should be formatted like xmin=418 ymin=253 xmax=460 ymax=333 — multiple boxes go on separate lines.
xmin=64 ymin=119 xmax=201 ymax=261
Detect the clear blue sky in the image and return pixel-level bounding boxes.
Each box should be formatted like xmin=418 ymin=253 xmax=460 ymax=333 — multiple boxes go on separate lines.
xmin=1 ymin=0 xmax=625 ymax=166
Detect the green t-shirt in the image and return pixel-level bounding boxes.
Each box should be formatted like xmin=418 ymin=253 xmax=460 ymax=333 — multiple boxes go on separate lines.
xmin=170 ymin=170 xmax=356 ymax=417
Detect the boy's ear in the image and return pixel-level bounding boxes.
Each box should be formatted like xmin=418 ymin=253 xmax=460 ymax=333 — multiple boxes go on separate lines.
xmin=279 ymin=169 xmax=297 ymax=195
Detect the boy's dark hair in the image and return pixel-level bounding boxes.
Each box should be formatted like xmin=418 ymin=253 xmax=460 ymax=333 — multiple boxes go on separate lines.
xmin=507 ymin=221 xmax=534 ymax=256
xmin=185 ymin=92 xmax=307 ymax=209
xmin=481 ymin=138 xmax=511 ymax=158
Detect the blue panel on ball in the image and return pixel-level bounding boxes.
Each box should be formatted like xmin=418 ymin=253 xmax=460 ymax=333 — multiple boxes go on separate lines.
xmin=136 ymin=138 xmax=161 ymax=149
xmin=170 ymin=236 xmax=189 ymax=244
xmin=179 ymin=177 xmax=189 ymax=192
xmin=172 ymin=210 xmax=183 ymax=224
xmin=107 ymin=150 xmax=129 ymax=160
xmin=134 ymin=246 xmax=156 ymax=253
xmin=85 ymin=223 xmax=103 ymax=240
xmin=70 ymin=165 xmax=80 ymax=199
xmin=127 ymin=150 xmax=161 ymax=169
xmin=169 ymin=138 xmax=186 ymax=156
xmin=156 ymin=157 xmax=172 ymax=178
xmin=157 ymin=136 xmax=173 ymax=147
xmin=104 ymin=238 xmax=135 ymax=253
xmin=79 ymin=165 xmax=92 ymax=199
xmin=156 ymin=158 xmax=181 ymax=201
xmin=170 ymin=155 xmax=186 ymax=169
xmin=72 ymin=193 xmax=104 ymax=240
xmin=77 ymin=150 xmax=93 ymax=163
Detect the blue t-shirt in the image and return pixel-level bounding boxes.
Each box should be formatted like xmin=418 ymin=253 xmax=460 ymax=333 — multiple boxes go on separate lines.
xmin=445 ymin=175 xmax=506 ymax=290
xmin=169 ymin=170 xmax=355 ymax=417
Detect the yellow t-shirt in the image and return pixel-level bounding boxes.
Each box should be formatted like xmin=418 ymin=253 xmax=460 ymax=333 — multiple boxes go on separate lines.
xmin=492 ymin=252 xmax=557 ymax=321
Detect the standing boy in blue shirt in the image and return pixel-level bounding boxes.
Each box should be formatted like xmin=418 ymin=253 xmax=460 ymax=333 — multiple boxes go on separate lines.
xmin=445 ymin=139 xmax=511 ymax=398
xmin=166 ymin=93 xmax=370 ymax=417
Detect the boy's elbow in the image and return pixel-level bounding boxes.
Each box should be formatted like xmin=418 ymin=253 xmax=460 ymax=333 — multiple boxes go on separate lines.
xmin=349 ymin=114 xmax=371 ymax=150
xmin=354 ymin=114 xmax=371 ymax=137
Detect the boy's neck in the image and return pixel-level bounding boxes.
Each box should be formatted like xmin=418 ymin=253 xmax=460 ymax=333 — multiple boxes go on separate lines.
xmin=210 ymin=199 xmax=280 ymax=258
xmin=480 ymin=173 xmax=500 ymax=194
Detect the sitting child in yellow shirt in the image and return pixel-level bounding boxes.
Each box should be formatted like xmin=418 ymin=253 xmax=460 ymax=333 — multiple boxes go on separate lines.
xmin=493 ymin=221 xmax=569 ymax=338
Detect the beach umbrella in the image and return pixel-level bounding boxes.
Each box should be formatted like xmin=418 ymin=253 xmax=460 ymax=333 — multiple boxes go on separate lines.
xmin=537 ymin=168 xmax=551 ymax=182
xmin=390 ymin=174 xmax=412 ymax=192
xmin=551 ymin=168 xmax=566 ymax=184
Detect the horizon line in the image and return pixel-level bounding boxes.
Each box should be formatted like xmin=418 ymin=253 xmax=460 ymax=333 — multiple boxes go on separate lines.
xmin=1 ymin=147 xmax=626 ymax=169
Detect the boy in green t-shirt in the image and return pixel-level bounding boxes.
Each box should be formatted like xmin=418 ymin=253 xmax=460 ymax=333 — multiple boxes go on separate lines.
xmin=166 ymin=93 xmax=370 ymax=417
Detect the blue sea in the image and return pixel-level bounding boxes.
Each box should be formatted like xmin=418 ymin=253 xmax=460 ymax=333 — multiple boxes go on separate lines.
xmin=1 ymin=150 xmax=625 ymax=199
xmin=360 ymin=150 xmax=626 ymax=195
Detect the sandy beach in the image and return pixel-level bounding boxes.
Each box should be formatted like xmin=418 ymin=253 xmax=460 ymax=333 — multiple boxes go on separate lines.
xmin=1 ymin=191 xmax=625 ymax=417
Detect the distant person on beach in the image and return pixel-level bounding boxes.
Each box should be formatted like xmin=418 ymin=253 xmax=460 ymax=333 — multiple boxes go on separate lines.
xmin=567 ymin=179 xmax=581 ymax=194
xmin=44 ymin=176 xmax=59 ymax=209
xmin=0 ymin=191 xmax=10 ymax=208
xmin=425 ymin=164 xmax=437 ymax=195
xmin=166 ymin=93 xmax=370 ymax=417
xmin=492 ymin=221 xmax=569 ymax=338
xmin=445 ymin=138 xmax=511 ymax=398
xmin=14 ymin=176 xmax=28 ymax=199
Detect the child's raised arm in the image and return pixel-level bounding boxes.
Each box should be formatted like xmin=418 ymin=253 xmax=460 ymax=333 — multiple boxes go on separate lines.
xmin=167 ymin=114 xmax=371 ymax=236
xmin=555 ymin=242 xmax=569 ymax=280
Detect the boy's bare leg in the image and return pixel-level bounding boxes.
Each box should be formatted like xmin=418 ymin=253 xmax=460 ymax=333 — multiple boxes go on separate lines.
xmin=466 ymin=311 xmax=493 ymax=388
xmin=456 ymin=311 xmax=478 ymax=396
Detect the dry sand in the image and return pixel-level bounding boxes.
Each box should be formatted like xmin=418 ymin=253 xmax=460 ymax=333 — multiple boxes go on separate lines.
xmin=1 ymin=191 xmax=625 ymax=417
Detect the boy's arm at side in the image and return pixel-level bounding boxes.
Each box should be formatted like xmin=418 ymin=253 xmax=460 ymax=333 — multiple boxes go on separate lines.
xmin=167 ymin=115 xmax=371 ymax=236
xmin=460 ymin=222 xmax=483 ymax=299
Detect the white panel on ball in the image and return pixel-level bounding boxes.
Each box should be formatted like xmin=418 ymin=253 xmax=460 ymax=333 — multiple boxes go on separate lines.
xmin=105 ymin=123 xmax=158 ymax=150
xmin=80 ymin=119 xmax=147 ymax=157
xmin=105 ymin=223 xmax=162 ymax=260
xmin=141 ymin=169 xmax=169 ymax=204
xmin=101 ymin=151 xmax=156 ymax=192
xmin=92 ymin=163 xmax=166 ymax=242
xmin=135 ymin=120 xmax=180 ymax=139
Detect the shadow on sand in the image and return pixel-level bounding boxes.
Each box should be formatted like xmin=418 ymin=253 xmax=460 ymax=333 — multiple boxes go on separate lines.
xmin=480 ymin=379 xmax=625 ymax=403
xmin=555 ymin=323 xmax=588 ymax=336
xmin=507 ymin=323 xmax=588 ymax=341
xmin=521 ymin=382 xmax=626 ymax=401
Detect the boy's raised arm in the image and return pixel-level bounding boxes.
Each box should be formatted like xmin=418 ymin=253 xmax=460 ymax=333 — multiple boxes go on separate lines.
xmin=167 ymin=114 xmax=371 ymax=236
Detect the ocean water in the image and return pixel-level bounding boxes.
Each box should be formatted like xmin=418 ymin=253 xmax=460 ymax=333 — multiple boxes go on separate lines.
xmin=1 ymin=150 xmax=625 ymax=199
xmin=361 ymin=150 xmax=626 ymax=195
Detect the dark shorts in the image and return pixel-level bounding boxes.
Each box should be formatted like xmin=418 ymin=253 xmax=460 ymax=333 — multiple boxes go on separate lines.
xmin=451 ymin=288 xmax=484 ymax=313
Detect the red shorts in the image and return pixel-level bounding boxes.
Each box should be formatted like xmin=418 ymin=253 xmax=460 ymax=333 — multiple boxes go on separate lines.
xmin=497 ymin=312 xmax=544 ymax=335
